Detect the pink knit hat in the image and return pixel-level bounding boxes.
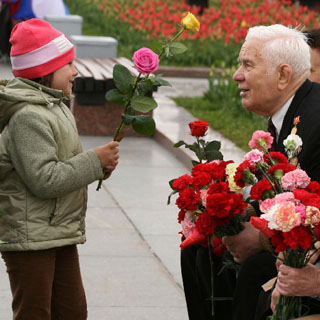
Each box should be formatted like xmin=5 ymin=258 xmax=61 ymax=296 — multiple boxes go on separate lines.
xmin=10 ymin=18 xmax=74 ymax=79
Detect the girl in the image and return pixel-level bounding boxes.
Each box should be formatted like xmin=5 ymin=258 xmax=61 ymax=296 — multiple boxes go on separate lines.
xmin=0 ymin=18 xmax=119 ymax=319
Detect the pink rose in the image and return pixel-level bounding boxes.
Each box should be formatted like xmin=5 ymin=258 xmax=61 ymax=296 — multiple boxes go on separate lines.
xmin=132 ymin=47 xmax=159 ymax=74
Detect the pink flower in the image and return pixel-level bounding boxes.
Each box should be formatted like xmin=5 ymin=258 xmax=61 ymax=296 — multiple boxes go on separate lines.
xmin=281 ymin=169 xmax=311 ymax=191
xmin=132 ymin=47 xmax=159 ymax=74
xmin=304 ymin=206 xmax=320 ymax=226
xmin=248 ymin=130 xmax=274 ymax=150
xmin=181 ymin=217 xmax=196 ymax=239
xmin=244 ymin=149 xmax=264 ymax=165
xmin=262 ymin=202 xmax=301 ymax=232
xmin=200 ymin=189 xmax=208 ymax=206
xmin=260 ymin=192 xmax=295 ymax=213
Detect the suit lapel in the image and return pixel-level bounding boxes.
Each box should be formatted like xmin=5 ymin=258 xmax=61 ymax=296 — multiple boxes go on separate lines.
xmin=277 ymin=80 xmax=313 ymax=154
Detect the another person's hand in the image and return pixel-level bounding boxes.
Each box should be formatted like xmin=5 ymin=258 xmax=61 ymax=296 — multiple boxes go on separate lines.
xmin=276 ymin=263 xmax=320 ymax=297
xmin=271 ymin=286 xmax=281 ymax=312
xmin=95 ymin=141 xmax=120 ymax=173
xmin=276 ymin=252 xmax=284 ymax=271
xmin=222 ymin=222 xmax=263 ymax=263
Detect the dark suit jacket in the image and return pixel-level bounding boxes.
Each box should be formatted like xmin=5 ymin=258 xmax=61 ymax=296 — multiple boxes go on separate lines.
xmin=276 ymin=79 xmax=320 ymax=183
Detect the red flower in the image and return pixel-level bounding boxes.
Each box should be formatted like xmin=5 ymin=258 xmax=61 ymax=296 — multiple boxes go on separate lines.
xmin=304 ymin=196 xmax=320 ymax=210
xmin=306 ymin=181 xmax=320 ymax=195
xmin=172 ymin=174 xmax=192 ymax=191
xmin=283 ymin=226 xmax=313 ymax=250
xmin=267 ymin=163 xmax=296 ymax=175
xmin=176 ymin=186 xmax=200 ymax=211
xmin=264 ymin=152 xmax=288 ymax=165
xmin=196 ymin=212 xmax=216 ymax=236
xmin=206 ymin=192 xmax=246 ymax=220
xmin=293 ymin=189 xmax=314 ymax=204
xmin=250 ymin=216 xmax=277 ymax=238
xmin=313 ymin=224 xmax=320 ymax=240
xmin=191 ymin=171 xmax=212 ymax=187
xmin=180 ymin=228 xmax=206 ymax=250
xmin=211 ymin=237 xmax=226 ymax=257
xmin=234 ymin=160 xmax=256 ymax=188
xmin=271 ymin=233 xmax=289 ymax=253
xmin=192 ymin=161 xmax=228 ymax=181
xmin=189 ymin=120 xmax=209 ymax=137
xmin=250 ymin=179 xmax=274 ymax=200
xmin=207 ymin=181 xmax=230 ymax=194
xmin=178 ymin=210 xmax=185 ymax=223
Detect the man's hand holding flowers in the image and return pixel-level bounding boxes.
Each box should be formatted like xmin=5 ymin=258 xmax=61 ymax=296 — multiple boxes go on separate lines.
xmin=271 ymin=263 xmax=320 ymax=312
xmin=222 ymin=222 xmax=263 ymax=264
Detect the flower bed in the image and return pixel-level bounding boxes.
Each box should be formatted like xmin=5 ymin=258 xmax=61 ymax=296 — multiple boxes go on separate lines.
xmin=65 ymin=0 xmax=320 ymax=67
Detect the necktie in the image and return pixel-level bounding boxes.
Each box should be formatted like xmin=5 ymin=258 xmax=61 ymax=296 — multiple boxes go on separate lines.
xmin=268 ymin=118 xmax=277 ymax=151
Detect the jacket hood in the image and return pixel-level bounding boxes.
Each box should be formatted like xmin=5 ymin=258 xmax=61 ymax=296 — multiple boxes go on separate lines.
xmin=0 ymin=78 xmax=68 ymax=132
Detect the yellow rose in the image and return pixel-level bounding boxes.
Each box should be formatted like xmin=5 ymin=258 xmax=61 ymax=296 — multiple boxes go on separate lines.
xmin=181 ymin=12 xmax=200 ymax=32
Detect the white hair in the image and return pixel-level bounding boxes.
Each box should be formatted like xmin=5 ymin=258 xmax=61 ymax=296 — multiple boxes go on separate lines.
xmin=246 ymin=24 xmax=311 ymax=75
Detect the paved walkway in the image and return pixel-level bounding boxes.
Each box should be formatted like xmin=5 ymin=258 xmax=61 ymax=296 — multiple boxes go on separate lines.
xmin=0 ymin=62 xmax=245 ymax=319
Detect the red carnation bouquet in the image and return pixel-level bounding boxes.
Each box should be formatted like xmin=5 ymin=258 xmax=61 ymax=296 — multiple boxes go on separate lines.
xmin=168 ymin=120 xmax=249 ymax=315
xmin=168 ymin=120 xmax=248 ymax=251
xmin=232 ymin=128 xmax=320 ymax=319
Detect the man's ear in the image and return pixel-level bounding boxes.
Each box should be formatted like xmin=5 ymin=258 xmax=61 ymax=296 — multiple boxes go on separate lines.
xmin=278 ymin=64 xmax=292 ymax=90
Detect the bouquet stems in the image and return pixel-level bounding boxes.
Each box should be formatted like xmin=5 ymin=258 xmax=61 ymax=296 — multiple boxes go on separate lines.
xmin=269 ymin=248 xmax=307 ymax=320
xmin=96 ymin=74 xmax=141 ymax=191
xmin=268 ymin=295 xmax=302 ymax=320
xmin=208 ymin=237 xmax=215 ymax=316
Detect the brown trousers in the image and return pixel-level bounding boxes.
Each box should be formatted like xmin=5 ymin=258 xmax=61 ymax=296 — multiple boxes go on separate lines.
xmin=1 ymin=245 xmax=87 ymax=320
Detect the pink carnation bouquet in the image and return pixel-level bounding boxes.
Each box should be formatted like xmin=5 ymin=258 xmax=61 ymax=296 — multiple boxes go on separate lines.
xmin=236 ymin=129 xmax=320 ymax=319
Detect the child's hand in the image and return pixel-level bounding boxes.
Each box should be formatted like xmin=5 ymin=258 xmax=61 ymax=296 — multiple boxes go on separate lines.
xmin=95 ymin=141 xmax=119 ymax=172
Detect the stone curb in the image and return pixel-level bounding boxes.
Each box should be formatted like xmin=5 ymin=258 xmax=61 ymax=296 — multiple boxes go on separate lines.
xmin=156 ymin=66 xmax=211 ymax=78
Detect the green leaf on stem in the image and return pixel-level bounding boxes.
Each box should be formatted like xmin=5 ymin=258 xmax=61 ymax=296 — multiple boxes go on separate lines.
xmin=165 ymin=46 xmax=170 ymax=57
xmin=174 ymin=140 xmax=186 ymax=148
xmin=131 ymin=95 xmax=157 ymax=112
xmin=149 ymin=40 xmax=163 ymax=55
xmin=206 ymin=140 xmax=221 ymax=150
xmin=192 ymin=160 xmax=200 ymax=166
xmin=168 ymin=42 xmax=188 ymax=55
xmin=149 ymin=75 xmax=172 ymax=87
xmin=206 ymin=150 xmax=223 ymax=162
xmin=185 ymin=144 xmax=197 ymax=153
xmin=121 ymin=114 xmax=135 ymax=125
xmin=132 ymin=115 xmax=156 ymax=135
xmin=138 ymin=80 xmax=153 ymax=95
xmin=113 ymin=64 xmax=133 ymax=94
xmin=105 ymin=89 xmax=126 ymax=104
xmin=125 ymin=105 xmax=137 ymax=116
xmin=167 ymin=190 xmax=178 ymax=205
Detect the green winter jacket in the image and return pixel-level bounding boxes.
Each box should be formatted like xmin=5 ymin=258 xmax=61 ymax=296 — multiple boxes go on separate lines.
xmin=0 ymin=78 xmax=103 ymax=251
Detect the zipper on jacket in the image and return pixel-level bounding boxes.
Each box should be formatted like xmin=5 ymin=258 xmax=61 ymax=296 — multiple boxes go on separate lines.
xmin=49 ymin=199 xmax=57 ymax=223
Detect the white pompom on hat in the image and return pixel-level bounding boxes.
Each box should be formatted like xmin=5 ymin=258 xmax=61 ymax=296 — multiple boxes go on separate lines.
xmin=10 ymin=18 xmax=74 ymax=79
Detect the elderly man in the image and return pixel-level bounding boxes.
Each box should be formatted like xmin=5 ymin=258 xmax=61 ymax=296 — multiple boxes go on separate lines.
xmin=228 ymin=24 xmax=320 ymax=319
xmin=181 ymin=24 xmax=320 ymax=320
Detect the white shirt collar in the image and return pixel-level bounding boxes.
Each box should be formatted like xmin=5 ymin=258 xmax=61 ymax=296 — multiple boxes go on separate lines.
xmin=271 ymin=95 xmax=294 ymax=141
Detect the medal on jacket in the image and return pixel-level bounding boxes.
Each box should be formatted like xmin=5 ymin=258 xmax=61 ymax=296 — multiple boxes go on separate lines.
xmin=283 ymin=116 xmax=302 ymax=167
